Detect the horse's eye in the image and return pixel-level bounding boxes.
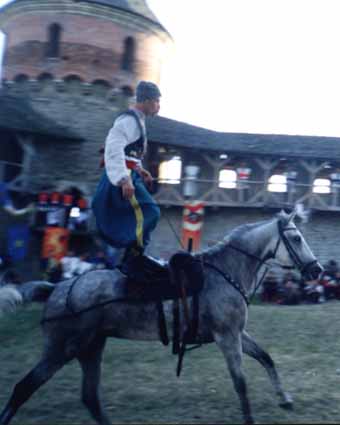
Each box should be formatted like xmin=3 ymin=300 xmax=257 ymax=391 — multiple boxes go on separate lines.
xmin=293 ymin=235 xmax=301 ymax=243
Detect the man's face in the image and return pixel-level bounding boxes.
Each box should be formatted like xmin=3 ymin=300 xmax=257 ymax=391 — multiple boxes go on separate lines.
xmin=144 ymin=98 xmax=160 ymax=116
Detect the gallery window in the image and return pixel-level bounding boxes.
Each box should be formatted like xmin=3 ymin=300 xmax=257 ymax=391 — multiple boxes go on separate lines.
xmin=267 ymin=174 xmax=287 ymax=193
xmin=159 ymin=157 xmax=182 ymax=184
xmin=219 ymin=169 xmax=237 ymax=189
xmin=313 ymin=178 xmax=331 ymax=194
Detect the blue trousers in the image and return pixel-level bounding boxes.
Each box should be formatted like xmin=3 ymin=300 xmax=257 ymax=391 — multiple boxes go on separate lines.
xmin=92 ymin=171 xmax=160 ymax=249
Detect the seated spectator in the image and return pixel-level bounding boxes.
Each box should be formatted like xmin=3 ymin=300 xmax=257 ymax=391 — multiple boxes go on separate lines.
xmin=60 ymin=251 xmax=93 ymax=279
xmin=319 ymin=259 xmax=340 ymax=300
xmin=46 ymin=257 xmax=63 ymax=284
xmin=88 ymin=250 xmax=112 ymax=270
xmin=325 ymin=259 xmax=339 ymax=276
xmin=261 ymin=270 xmax=279 ymax=303
xmin=76 ymin=253 xmax=94 ymax=275
xmin=60 ymin=250 xmax=80 ymax=279
xmin=280 ymin=271 xmax=301 ymax=305
xmin=303 ymin=278 xmax=325 ymax=303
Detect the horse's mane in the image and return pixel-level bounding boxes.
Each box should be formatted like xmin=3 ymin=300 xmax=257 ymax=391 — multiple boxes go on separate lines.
xmin=199 ymin=217 xmax=278 ymax=261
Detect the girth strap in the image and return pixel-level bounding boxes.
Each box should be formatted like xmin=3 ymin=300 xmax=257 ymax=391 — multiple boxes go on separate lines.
xmin=172 ymin=299 xmax=180 ymax=355
xmin=176 ymin=293 xmax=200 ymax=377
xmin=169 ymin=253 xmax=202 ymax=377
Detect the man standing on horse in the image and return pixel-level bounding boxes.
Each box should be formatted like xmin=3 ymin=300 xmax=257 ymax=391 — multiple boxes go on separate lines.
xmin=92 ymin=81 xmax=167 ymax=281
xmin=92 ymin=81 xmax=202 ymax=286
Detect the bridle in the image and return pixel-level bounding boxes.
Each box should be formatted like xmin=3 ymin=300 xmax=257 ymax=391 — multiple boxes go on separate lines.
xmin=207 ymin=219 xmax=318 ymax=305
xmin=230 ymin=219 xmax=317 ymax=274
xmin=276 ymin=220 xmax=318 ymax=276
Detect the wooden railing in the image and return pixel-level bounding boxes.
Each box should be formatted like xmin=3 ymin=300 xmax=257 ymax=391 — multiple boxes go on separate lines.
xmin=153 ymin=178 xmax=340 ymax=211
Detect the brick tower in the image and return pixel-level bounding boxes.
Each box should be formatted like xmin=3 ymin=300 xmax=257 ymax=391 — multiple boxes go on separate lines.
xmin=0 ymin=0 xmax=172 ymax=195
xmin=0 ymin=0 xmax=172 ymax=91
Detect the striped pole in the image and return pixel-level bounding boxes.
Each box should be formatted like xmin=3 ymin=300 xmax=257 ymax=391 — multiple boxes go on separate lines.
xmin=181 ymin=200 xmax=204 ymax=252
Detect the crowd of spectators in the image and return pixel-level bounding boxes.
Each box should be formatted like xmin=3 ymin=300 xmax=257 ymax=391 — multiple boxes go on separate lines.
xmin=44 ymin=248 xmax=119 ymax=283
xmin=2 ymin=245 xmax=340 ymax=301
xmin=261 ymin=259 xmax=340 ymax=305
xmin=0 ymin=246 xmax=120 ymax=285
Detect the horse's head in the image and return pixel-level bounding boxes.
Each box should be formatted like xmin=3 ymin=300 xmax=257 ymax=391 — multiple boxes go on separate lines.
xmin=273 ymin=210 xmax=323 ymax=280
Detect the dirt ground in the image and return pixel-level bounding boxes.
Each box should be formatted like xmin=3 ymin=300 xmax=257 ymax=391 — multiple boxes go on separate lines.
xmin=1 ymin=301 xmax=340 ymax=424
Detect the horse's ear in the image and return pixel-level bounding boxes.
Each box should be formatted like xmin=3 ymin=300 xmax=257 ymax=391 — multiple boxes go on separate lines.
xmin=277 ymin=209 xmax=290 ymax=224
xmin=288 ymin=210 xmax=297 ymax=223
xmin=277 ymin=209 xmax=296 ymax=225
xmin=294 ymin=202 xmax=310 ymax=223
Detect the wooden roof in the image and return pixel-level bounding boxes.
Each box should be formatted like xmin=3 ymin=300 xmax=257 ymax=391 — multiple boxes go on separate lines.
xmin=1 ymin=91 xmax=340 ymax=161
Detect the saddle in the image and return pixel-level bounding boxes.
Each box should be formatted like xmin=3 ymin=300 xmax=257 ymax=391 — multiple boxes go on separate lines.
xmin=118 ymin=252 xmax=204 ymax=302
xmin=117 ymin=251 xmax=205 ymax=376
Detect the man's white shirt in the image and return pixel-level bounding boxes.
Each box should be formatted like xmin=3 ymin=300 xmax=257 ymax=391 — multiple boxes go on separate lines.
xmin=104 ymin=109 xmax=146 ymax=186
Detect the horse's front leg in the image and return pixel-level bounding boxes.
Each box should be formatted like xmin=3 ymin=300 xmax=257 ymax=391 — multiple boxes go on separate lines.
xmin=242 ymin=330 xmax=293 ymax=409
xmin=214 ymin=331 xmax=254 ymax=425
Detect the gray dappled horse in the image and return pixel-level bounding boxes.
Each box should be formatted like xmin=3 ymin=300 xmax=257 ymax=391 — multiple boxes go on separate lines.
xmin=0 ymin=211 xmax=322 ymax=425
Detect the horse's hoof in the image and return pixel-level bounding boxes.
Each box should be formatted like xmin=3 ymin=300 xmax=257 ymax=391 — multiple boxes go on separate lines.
xmin=279 ymin=392 xmax=294 ymax=410
xmin=279 ymin=400 xmax=294 ymax=410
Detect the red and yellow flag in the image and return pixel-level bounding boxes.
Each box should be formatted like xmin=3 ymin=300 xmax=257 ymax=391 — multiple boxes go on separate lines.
xmin=41 ymin=227 xmax=70 ymax=261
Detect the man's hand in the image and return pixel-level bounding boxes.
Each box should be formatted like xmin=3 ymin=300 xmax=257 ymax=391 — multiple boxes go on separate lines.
xmin=121 ymin=178 xmax=135 ymax=199
xmin=139 ymin=168 xmax=153 ymax=190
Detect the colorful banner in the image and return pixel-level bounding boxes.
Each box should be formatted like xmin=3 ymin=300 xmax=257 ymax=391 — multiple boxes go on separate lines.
xmin=41 ymin=227 xmax=70 ymax=261
xmin=181 ymin=200 xmax=204 ymax=252
xmin=0 ymin=182 xmax=10 ymax=207
xmin=7 ymin=224 xmax=30 ymax=262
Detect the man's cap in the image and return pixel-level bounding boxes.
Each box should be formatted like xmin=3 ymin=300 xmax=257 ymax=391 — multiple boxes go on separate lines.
xmin=136 ymin=81 xmax=161 ymax=102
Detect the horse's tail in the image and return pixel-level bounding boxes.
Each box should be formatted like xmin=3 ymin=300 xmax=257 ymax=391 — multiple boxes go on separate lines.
xmin=0 ymin=281 xmax=55 ymax=316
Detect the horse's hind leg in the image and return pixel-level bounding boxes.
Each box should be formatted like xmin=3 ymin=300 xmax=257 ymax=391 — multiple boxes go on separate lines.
xmin=242 ymin=330 xmax=293 ymax=409
xmin=77 ymin=336 xmax=110 ymax=425
xmin=0 ymin=352 xmax=67 ymax=425
xmin=214 ymin=331 xmax=254 ymax=425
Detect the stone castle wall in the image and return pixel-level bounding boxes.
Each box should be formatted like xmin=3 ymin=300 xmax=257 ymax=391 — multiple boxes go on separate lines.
xmin=7 ymin=205 xmax=338 ymax=281
xmin=1 ymin=79 xmax=126 ymax=194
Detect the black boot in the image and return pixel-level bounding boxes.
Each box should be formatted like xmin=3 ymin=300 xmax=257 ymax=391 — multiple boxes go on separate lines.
xmin=139 ymin=255 xmax=168 ymax=281
xmin=119 ymin=245 xmax=168 ymax=283
xmin=118 ymin=244 xmax=144 ymax=280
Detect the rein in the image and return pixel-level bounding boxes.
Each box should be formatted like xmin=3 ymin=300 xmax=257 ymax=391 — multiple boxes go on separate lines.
xmin=199 ymin=246 xmax=273 ymax=307
xmin=202 ymin=220 xmax=314 ymax=306
xmin=202 ymin=261 xmax=250 ymax=306
xmin=208 ymin=230 xmax=282 ymax=304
